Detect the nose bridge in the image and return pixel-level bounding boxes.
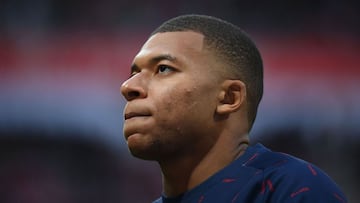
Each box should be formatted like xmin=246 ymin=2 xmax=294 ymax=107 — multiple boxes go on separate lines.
xmin=121 ymin=72 xmax=148 ymax=101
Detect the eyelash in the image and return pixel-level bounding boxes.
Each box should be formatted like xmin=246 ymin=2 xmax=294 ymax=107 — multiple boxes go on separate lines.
xmin=157 ymin=64 xmax=175 ymax=74
xmin=129 ymin=71 xmax=138 ymax=78
xmin=129 ymin=64 xmax=176 ymax=78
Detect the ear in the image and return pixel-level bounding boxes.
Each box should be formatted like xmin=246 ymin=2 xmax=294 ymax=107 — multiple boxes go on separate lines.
xmin=216 ymin=80 xmax=246 ymax=115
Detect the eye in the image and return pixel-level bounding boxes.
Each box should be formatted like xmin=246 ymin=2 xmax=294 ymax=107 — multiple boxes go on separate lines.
xmin=157 ymin=65 xmax=175 ymax=74
xmin=129 ymin=70 xmax=139 ymax=78
xmin=129 ymin=65 xmax=141 ymax=78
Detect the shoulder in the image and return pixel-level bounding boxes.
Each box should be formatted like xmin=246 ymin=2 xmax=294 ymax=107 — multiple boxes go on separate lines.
xmin=152 ymin=198 xmax=162 ymax=203
xmin=244 ymin=144 xmax=347 ymax=202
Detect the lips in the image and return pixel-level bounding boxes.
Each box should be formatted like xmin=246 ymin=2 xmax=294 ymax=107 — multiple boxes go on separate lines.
xmin=124 ymin=112 xmax=151 ymax=120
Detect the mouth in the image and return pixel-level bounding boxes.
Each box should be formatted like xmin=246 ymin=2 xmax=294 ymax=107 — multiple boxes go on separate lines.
xmin=124 ymin=112 xmax=151 ymax=120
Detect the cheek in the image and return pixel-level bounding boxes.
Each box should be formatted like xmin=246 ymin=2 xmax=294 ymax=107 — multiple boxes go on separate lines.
xmin=162 ymin=86 xmax=198 ymax=114
xmin=156 ymin=85 xmax=210 ymax=130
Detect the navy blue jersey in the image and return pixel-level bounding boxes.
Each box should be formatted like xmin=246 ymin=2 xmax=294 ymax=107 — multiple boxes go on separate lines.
xmin=153 ymin=143 xmax=347 ymax=203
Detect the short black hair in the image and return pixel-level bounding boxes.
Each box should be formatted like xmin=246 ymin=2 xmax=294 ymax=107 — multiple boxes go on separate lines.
xmin=151 ymin=14 xmax=263 ymax=131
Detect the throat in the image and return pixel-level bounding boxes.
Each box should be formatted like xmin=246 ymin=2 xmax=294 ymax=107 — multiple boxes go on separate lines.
xmin=159 ymin=157 xmax=199 ymax=197
xmin=159 ymin=142 xmax=249 ymax=197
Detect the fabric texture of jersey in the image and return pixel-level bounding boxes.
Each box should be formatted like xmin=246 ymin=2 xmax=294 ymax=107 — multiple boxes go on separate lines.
xmin=153 ymin=143 xmax=347 ymax=203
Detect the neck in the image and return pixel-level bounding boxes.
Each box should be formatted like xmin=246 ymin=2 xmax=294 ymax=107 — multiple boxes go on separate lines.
xmin=159 ymin=135 xmax=249 ymax=197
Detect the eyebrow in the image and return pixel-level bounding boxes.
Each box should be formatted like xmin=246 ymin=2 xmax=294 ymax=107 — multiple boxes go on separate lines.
xmin=130 ymin=54 xmax=178 ymax=74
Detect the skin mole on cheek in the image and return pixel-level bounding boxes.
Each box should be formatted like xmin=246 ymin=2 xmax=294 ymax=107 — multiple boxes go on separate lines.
xmin=184 ymin=86 xmax=197 ymax=96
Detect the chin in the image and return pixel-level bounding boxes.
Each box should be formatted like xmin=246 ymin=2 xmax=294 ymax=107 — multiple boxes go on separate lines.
xmin=127 ymin=140 xmax=162 ymax=161
xmin=129 ymin=148 xmax=164 ymax=161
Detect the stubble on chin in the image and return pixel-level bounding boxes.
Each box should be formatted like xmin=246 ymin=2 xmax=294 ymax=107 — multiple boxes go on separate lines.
xmin=128 ymin=138 xmax=163 ymax=161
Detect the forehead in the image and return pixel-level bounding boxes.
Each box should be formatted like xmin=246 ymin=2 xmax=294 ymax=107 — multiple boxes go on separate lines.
xmin=134 ymin=31 xmax=206 ymax=62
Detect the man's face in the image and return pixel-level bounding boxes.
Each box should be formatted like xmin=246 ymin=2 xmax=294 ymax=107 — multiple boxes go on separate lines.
xmin=121 ymin=31 xmax=222 ymax=161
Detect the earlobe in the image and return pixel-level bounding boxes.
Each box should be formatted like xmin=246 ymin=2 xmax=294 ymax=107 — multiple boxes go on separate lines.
xmin=216 ymin=80 xmax=246 ymax=114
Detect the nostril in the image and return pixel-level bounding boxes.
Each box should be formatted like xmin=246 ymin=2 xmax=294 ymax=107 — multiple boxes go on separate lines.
xmin=120 ymin=80 xmax=146 ymax=100
xmin=128 ymin=91 xmax=140 ymax=99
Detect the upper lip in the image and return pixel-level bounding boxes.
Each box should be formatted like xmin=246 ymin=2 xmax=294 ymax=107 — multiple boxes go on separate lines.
xmin=124 ymin=112 xmax=150 ymax=120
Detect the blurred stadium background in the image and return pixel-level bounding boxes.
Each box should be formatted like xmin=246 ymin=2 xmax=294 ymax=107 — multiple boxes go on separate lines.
xmin=0 ymin=0 xmax=359 ymax=202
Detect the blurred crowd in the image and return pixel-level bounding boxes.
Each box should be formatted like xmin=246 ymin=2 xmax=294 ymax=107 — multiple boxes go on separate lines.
xmin=0 ymin=0 xmax=359 ymax=34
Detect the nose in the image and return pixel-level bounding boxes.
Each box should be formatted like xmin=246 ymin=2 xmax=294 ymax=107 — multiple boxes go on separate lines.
xmin=120 ymin=74 xmax=147 ymax=101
